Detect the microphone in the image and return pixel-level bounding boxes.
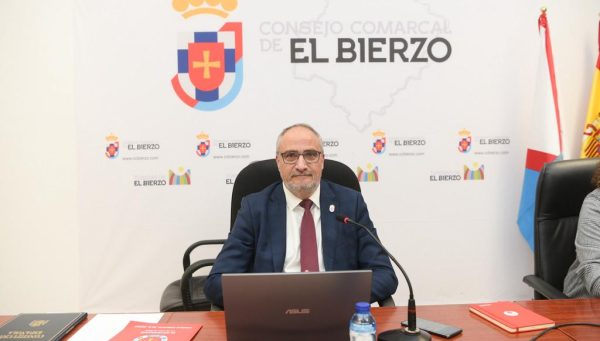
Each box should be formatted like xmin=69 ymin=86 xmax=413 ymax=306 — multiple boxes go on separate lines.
xmin=336 ymin=215 xmax=431 ymax=341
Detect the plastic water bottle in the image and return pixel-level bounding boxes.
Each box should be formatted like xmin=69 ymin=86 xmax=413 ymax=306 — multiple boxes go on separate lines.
xmin=349 ymin=301 xmax=376 ymax=341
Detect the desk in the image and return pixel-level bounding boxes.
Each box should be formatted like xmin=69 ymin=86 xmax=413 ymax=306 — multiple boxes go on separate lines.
xmin=2 ymin=299 xmax=599 ymax=340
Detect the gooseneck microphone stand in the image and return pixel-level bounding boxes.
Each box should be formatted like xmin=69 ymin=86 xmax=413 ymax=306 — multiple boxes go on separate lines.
xmin=336 ymin=215 xmax=431 ymax=341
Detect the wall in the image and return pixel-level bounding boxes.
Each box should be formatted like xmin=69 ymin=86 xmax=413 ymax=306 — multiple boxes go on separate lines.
xmin=0 ymin=0 xmax=78 ymax=313
xmin=0 ymin=0 xmax=598 ymax=314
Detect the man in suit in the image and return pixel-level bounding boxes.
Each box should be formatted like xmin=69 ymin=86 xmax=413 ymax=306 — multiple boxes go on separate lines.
xmin=204 ymin=123 xmax=398 ymax=308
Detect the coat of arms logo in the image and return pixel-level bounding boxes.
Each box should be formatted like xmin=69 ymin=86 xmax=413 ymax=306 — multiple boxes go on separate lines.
xmin=171 ymin=1 xmax=243 ymax=111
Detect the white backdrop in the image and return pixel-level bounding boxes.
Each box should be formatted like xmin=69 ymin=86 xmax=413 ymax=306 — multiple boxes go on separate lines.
xmin=68 ymin=0 xmax=599 ymax=312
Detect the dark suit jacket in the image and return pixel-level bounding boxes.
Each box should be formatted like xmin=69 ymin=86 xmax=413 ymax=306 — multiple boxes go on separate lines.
xmin=204 ymin=180 xmax=398 ymax=307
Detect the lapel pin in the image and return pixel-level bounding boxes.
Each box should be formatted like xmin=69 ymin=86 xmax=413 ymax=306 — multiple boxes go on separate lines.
xmin=329 ymin=204 xmax=335 ymax=213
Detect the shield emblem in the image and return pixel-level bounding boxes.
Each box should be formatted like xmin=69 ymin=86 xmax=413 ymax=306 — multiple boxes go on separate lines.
xmin=172 ymin=22 xmax=243 ymax=111
xmin=196 ymin=140 xmax=210 ymax=157
xmin=458 ymin=137 xmax=471 ymax=153
xmin=372 ymin=137 xmax=386 ymax=154
xmin=188 ymin=43 xmax=224 ymax=91
xmin=106 ymin=142 xmax=119 ymax=159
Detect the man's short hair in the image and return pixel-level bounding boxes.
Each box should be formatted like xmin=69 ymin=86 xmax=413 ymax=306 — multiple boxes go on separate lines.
xmin=275 ymin=123 xmax=323 ymax=153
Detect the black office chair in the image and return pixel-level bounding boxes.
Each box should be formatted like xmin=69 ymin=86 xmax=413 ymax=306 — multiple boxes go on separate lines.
xmin=160 ymin=158 xmax=394 ymax=311
xmin=160 ymin=239 xmax=226 ymax=311
xmin=522 ymin=158 xmax=599 ymax=299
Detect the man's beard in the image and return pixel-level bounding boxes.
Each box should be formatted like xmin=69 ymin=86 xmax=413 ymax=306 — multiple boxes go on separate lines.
xmin=284 ymin=180 xmax=318 ymax=198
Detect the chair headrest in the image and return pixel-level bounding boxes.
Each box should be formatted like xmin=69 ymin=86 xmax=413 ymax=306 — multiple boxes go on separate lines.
xmin=536 ymin=158 xmax=599 ymax=220
xmin=229 ymin=158 xmax=360 ymax=229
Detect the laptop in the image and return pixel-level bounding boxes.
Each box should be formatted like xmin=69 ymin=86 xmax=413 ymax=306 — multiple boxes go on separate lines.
xmin=222 ymin=270 xmax=372 ymax=341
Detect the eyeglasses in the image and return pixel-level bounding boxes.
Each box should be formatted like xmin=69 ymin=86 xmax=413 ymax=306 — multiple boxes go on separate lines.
xmin=279 ymin=150 xmax=322 ymax=164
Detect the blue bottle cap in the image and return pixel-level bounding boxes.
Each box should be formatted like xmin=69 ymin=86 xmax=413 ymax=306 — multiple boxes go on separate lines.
xmin=355 ymin=301 xmax=370 ymax=313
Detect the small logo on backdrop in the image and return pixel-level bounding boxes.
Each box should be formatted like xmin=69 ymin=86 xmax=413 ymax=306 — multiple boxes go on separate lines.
xmin=169 ymin=167 xmax=191 ymax=185
xmin=105 ymin=133 xmax=120 ymax=159
xmin=196 ymin=132 xmax=211 ymax=157
xmin=213 ymin=139 xmax=252 ymax=159
xmin=357 ymin=164 xmax=379 ymax=182
xmin=122 ymin=141 xmax=161 ymax=161
xmin=29 ymin=320 xmax=49 ymax=328
xmin=474 ymin=136 xmax=511 ymax=156
xmin=458 ymin=129 xmax=471 ymax=153
xmin=429 ymin=171 xmax=462 ymax=182
xmin=104 ymin=134 xmax=160 ymax=162
xmin=172 ymin=0 xmax=238 ymax=19
xmin=172 ymin=23 xmax=244 ymax=111
xmin=133 ymin=177 xmax=167 ymax=187
xmin=387 ymin=136 xmax=427 ymax=157
xmin=372 ymin=130 xmax=386 ymax=154
xmin=463 ymin=163 xmax=484 ymax=180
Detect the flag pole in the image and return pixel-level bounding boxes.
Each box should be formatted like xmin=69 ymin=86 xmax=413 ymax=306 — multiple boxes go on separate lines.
xmin=517 ymin=6 xmax=564 ymax=250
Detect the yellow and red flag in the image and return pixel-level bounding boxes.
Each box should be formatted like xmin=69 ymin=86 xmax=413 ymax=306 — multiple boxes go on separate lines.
xmin=580 ymin=19 xmax=600 ymax=158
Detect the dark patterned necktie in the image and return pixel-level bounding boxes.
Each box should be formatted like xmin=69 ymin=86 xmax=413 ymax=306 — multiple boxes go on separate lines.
xmin=300 ymin=199 xmax=319 ymax=272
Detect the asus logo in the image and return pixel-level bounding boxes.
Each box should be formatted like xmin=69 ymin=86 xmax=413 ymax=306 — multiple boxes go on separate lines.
xmin=285 ymin=308 xmax=311 ymax=315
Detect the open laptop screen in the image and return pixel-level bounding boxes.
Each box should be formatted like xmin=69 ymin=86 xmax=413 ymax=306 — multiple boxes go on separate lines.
xmin=222 ymin=270 xmax=372 ymax=341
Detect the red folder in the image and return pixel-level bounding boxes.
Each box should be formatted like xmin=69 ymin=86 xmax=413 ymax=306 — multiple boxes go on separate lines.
xmin=110 ymin=321 xmax=202 ymax=341
xmin=469 ymin=301 xmax=555 ymax=333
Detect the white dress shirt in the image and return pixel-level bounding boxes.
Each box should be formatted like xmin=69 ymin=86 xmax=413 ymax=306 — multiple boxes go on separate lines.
xmin=282 ymin=184 xmax=325 ymax=272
